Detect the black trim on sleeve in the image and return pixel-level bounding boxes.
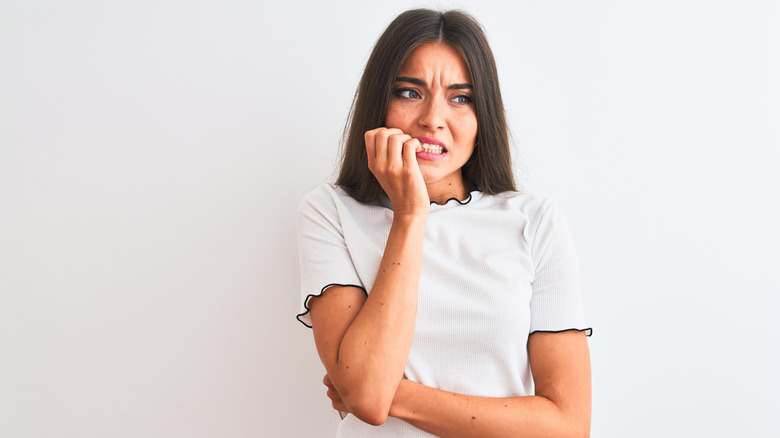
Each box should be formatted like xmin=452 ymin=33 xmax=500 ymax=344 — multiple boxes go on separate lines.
xmin=530 ymin=328 xmax=593 ymax=337
xmin=296 ymin=283 xmax=368 ymax=328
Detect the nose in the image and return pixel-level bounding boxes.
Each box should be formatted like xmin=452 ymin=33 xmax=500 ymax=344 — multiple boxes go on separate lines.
xmin=417 ymin=98 xmax=446 ymax=130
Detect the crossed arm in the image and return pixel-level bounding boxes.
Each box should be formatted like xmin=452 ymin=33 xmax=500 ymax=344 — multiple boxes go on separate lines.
xmin=311 ymin=285 xmax=591 ymax=437
xmin=308 ymin=215 xmax=426 ymax=426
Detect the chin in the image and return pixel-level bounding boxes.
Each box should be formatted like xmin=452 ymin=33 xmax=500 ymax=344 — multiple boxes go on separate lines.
xmin=417 ymin=168 xmax=440 ymax=185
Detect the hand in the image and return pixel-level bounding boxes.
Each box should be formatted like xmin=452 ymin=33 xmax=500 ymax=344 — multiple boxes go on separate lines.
xmin=323 ymin=374 xmax=349 ymax=413
xmin=365 ymin=127 xmax=430 ymax=217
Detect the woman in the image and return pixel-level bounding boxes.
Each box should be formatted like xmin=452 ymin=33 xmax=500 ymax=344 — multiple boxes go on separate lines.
xmin=297 ymin=9 xmax=592 ymax=437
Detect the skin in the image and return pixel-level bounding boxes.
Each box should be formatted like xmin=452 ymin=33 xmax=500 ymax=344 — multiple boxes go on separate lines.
xmin=308 ymin=42 xmax=591 ymax=436
xmin=381 ymin=41 xmax=478 ymax=205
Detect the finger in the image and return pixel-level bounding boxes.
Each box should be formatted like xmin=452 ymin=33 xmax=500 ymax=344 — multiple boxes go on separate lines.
xmin=386 ymin=132 xmax=412 ymax=165
xmin=402 ymin=138 xmax=422 ymax=169
xmin=364 ymin=129 xmax=381 ymax=165
xmin=326 ymin=386 xmax=345 ymax=409
xmin=371 ymin=129 xmax=389 ymax=170
xmin=375 ymin=128 xmax=405 ymax=163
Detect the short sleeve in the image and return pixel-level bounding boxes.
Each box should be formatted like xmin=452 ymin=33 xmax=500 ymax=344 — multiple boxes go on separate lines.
xmin=296 ymin=185 xmax=366 ymax=328
xmin=529 ymin=200 xmax=592 ymax=336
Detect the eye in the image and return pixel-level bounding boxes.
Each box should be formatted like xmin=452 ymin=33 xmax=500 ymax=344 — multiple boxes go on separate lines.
xmin=451 ymin=94 xmax=473 ymax=104
xmin=396 ymin=88 xmax=421 ymax=99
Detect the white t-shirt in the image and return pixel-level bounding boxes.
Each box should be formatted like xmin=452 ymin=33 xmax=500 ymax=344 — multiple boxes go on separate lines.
xmin=297 ymin=183 xmax=591 ymax=437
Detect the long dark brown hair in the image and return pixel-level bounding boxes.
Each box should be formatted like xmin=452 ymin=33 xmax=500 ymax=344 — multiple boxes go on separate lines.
xmin=336 ymin=9 xmax=516 ymax=202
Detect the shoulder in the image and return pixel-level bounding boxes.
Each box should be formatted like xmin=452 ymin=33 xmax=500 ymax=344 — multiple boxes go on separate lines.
xmin=298 ymin=183 xmax=389 ymax=229
xmin=480 ymin=191 xmax=559 ymax=221
xmin=477 ymin=191 xmax=569 ymax=246
xmin=297 ymin=184 xmax=345 ymax=233
xmin=298 ymin=183 xmax=355 ymax=217
xmin=300 ymin=183 xmax=384 ymax=209
xmin=299 ymin=183 xmax=341 ymax=211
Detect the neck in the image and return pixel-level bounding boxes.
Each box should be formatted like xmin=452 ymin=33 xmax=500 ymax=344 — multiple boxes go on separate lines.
xmin=426 ymin=177 xmax=470 ymax=205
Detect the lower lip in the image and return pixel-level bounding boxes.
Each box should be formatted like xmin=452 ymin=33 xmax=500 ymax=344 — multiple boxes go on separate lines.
xmin=415 ymin=151 xmax=447 ymax=161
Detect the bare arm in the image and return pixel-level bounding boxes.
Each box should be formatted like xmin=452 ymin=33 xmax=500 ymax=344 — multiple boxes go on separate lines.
xmin=325 ymin=330 xmax=591 ymax=436
xmin=388 ymin=330 xmax=591 ymax=437
xmin=309 ymin=217 xmax=424 ymax=425
xmin=308 ymin=128 xmax=428 ymax=425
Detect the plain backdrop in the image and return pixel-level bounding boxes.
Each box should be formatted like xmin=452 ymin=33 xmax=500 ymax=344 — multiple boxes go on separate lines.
xmin=1 ymin=0 xmax=778 ymax=437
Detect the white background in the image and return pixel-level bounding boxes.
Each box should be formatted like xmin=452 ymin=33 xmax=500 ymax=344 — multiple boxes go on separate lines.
xmin=1 ymin=0 xmax=778 ymax=436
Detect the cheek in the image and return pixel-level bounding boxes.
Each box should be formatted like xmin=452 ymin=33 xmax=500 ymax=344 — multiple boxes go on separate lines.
xmin=384 ymin=103 xmax=408 ymax=129
xmin=454 ymin=114 xmax=478 ymax=142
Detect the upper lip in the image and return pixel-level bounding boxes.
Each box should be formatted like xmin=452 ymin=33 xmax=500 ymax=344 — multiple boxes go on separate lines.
xmin=414 ymin=136 xmax=448 ymax=151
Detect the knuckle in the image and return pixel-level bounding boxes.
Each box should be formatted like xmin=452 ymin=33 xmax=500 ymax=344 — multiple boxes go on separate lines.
xmin=390 ymin=132 xmax=409 ymax=143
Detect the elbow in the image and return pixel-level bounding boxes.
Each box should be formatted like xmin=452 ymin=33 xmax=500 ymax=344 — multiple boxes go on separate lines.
xmin=546 ymin=401 xmax=589 ymax=438
xmin=342 ymin=390 xmax=392 ymax=426
xmin=555 ymin=423 xmax=588 ymax=438
xmin=574 ymin=430 xmax=590 ymax=438
xmin=349 ymin=405 xmax=389 ymax=426
xmin=329 ymin=372 xmax=397 ymax=426
xmin=565 ymin=418 xmax=591 ymax=438
xmin=570 ymin=429 xmax=589 ymax=438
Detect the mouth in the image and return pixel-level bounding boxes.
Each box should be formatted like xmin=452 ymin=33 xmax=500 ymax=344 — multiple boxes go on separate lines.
xmin=415 ymin=136 xmax=448 ymax=156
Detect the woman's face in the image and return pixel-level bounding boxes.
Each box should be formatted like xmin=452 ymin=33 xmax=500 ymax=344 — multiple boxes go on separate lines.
xmin=385 ymin=42 xmax=478 ymax=194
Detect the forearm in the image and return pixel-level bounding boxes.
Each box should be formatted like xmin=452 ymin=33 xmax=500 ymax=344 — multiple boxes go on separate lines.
xmin=331 ymin=215 xmax=426 ymax=419
xmin=390 ymin=379 xmax=589 ymax=438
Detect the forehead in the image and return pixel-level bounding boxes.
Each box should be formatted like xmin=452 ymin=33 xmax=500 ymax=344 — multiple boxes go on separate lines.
xmin=397 ymin=42 xmax=471 ymax=83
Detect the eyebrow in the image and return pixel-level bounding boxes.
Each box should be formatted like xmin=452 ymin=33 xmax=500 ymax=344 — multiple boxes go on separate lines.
xmin=395 ymin=76 xmax=473 ymax=90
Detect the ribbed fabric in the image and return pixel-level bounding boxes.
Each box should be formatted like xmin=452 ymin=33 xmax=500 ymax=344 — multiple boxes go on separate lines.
xmin=297 ymin=183 xmax=591 ymax=437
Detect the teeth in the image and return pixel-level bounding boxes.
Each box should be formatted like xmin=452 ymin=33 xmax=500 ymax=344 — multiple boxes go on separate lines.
xmin=420 ymin=143 xmax=444 ymax=154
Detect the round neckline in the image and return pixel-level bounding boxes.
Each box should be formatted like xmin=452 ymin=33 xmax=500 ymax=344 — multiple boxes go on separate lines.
xmin=429 ymin=190 xmax=483 ymax=209
xmin=376 ymin=190 xmax=483 ymax=211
